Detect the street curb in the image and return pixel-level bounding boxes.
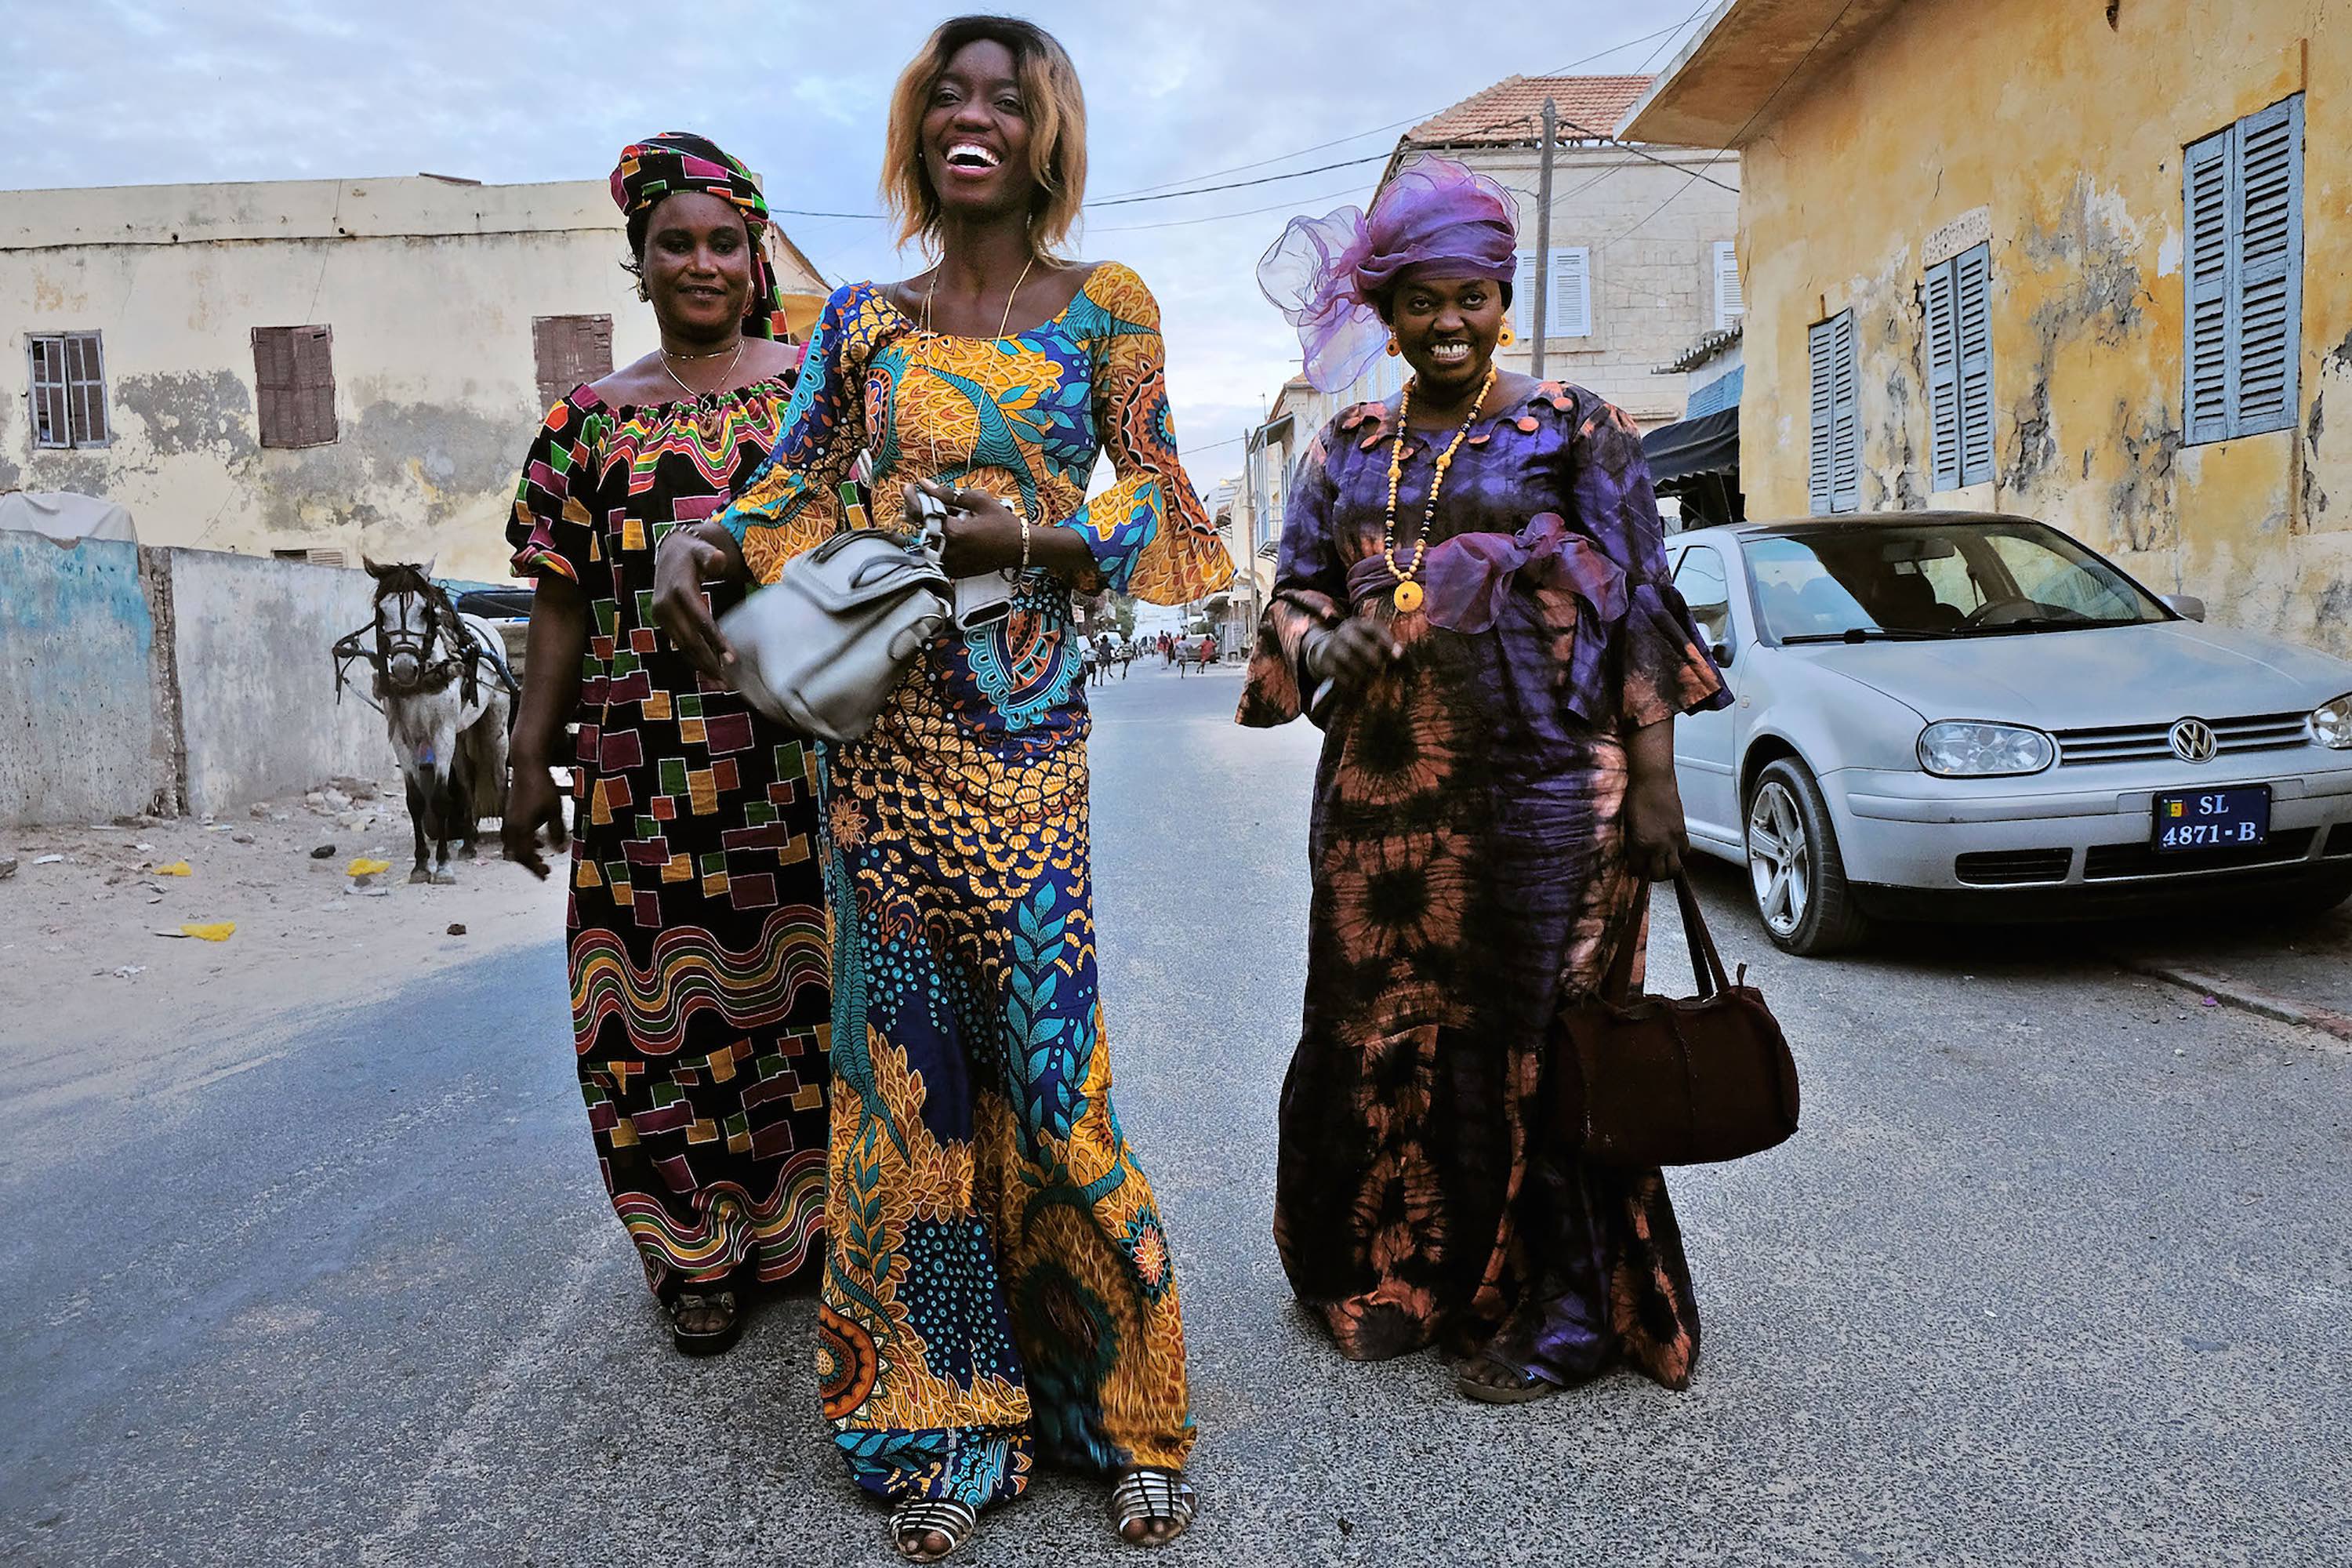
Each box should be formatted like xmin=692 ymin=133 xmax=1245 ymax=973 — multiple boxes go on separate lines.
xmin=2107 ymin=952 xmax=2352 ymax=1042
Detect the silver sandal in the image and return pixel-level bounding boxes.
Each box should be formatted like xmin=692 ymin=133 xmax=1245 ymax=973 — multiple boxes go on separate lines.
xmin=1111 ymin=1467 xmax=1197 ymax=1546
xmin=890 ymin=1497 xmax=976 ymax=1563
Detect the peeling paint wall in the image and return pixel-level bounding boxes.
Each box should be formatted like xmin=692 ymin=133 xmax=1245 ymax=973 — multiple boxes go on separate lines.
xmin=1737 ymin=0 xmax=2352 ymax=653
xmin=0 ymin=176 xmax=823 ymax=584
xmin=0 ymin=531 xmax=158 ymax=824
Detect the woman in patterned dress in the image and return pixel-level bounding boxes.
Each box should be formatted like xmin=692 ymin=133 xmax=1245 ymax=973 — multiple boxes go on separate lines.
xmin=501 ymin=134 xmax=828 ymax=1356
xmin=1241 ymin=159 xmax=1731 ymax=1404
xmin=652 ymin=18 xmax=1231 ymax=1561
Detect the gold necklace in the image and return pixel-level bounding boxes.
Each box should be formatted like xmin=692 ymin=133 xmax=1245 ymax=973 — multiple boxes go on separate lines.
xmin=1381 ymin=363 xmax=1497 ymax=613
xmin=915 ymin=252 xmax=1038 ymax=484
xmin=659 ymin=339 xmax=744 ymax=439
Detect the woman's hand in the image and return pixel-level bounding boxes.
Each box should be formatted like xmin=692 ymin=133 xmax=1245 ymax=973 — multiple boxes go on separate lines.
xmin=1304 ymin=619 xmax=1403 ymax=702
xmin=906 ymin=477 xmax=1026 ymax=578
xmin=501 ymin=758 xmax=570 ymax=880
xmin=1624 ymin=717 xmax=1690 ymax=882
xmin=652 ymin=522 xmax=750 ymax=678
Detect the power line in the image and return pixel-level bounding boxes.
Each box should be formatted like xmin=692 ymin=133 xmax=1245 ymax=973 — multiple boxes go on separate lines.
xmin=1091 ymin=16 xmax=1699 ymax=201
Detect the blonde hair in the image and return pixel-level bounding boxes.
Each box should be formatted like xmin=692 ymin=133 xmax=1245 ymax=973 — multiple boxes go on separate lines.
xmin=881 ymin=15 xmax=1087 ymax=260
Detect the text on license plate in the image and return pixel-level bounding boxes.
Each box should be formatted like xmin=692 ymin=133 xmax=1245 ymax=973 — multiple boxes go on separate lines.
xmin=2152 ymin=785 xmax=2272 ymax=851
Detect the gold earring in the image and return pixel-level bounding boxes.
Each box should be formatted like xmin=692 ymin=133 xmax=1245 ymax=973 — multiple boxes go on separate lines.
xmin=1498 ymin=326 xmax=1515 ymax=346
xmin=1385 ymin=336 xmax=1401 ymax=357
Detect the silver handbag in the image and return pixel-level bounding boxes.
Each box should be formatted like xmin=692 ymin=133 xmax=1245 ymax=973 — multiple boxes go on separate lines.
xmin=719 ymin=527 xmax=950 ymax=742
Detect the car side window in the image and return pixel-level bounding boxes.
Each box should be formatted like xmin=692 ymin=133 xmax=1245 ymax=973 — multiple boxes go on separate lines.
xmin=1674 ymin=545 xmax=1733 ymax=648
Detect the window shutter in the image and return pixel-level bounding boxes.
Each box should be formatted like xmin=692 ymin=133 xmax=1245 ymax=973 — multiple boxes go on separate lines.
xmin=1955 ymin=243 xmax=1994 ymax=485
xmin=1548 ymin=247 xmax=1591 ymax=338
xmin=1512 ymin=251 xmax=1536 ymax=342
xmin=1925 ymin=257 xmax=1962 ymax=490
xmin=293 ymin=325 xmax=337 ymax=447
xmin=2231 ymin=95 xmax=2301 ymax=436
xmin=1808 ymin=318 xmax=1835 ymax=513
xmin=28 ymin=338 xmax=66 ymax=448
xmin=254 ymin=327 xmax=291 ymax=448
xmin=2182 ymin=128 xmax=2234 ymax=445
xmin=1714 ymin=241 xmax=1744 ymax=327
xmin=1831 ymin=311 xmax=1860 ymax=513
xmin=535 ymin=314 xmax=616 ymax=408
xmin=66 ymin=333 xmax=108 ymax=445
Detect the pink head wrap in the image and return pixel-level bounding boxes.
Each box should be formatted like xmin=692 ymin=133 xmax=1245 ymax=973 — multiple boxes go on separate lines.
xmin=1258 ymin=155 xmax=1521 ymax=393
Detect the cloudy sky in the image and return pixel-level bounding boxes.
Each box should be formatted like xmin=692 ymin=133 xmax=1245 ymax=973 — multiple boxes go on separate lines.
xmin=2 ymin=0 xmax=1709 ymax=485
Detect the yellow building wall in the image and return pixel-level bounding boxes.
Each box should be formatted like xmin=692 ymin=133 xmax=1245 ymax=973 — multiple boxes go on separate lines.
xmin=1738 ymin=0 xmax=2352 ymax=652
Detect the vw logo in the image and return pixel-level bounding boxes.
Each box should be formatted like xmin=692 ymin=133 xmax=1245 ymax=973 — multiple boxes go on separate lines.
xmin=2169 ymin=717 xmax=2218 ymax=763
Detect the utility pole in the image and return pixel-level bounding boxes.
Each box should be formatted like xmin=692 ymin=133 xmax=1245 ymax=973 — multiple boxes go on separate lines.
xmin=1531 ymin=97 xmax=1557 ymax=382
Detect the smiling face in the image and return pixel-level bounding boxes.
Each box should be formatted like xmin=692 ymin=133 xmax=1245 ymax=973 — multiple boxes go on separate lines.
xmin=640 ymin=191 xmax=754 ymax=345
xmin=921 ymin=38 xmax=1038 ymax=225
xmin=1385 ymin=268 xmax=1510 ymax=403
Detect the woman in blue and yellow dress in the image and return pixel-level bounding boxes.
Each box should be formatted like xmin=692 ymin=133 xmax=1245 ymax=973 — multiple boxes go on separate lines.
xmin=652 ymin=16 xmax=1232 ymax=1562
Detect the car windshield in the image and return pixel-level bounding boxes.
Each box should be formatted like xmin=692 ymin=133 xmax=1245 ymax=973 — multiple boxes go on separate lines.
xmin=1742 ymin=520 xmax=2170 ymax=641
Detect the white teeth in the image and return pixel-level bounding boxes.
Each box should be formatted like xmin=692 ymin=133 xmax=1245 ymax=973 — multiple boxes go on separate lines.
xmin=946 ymin=142 xmax=1000 ymax=169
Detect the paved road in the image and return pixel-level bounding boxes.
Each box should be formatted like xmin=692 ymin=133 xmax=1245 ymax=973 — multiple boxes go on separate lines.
xmin=6 ymin=667 xmax=2350 ymax=1566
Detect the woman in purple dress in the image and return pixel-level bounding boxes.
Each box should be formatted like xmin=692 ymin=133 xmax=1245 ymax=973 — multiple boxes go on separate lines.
xmin=1240 ymin=158 xmax=1731 ymax=1403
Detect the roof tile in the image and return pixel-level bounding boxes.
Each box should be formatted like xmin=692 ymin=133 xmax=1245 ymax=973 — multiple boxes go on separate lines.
xmin=1406 ymin=74 xmax=1657 ymax=147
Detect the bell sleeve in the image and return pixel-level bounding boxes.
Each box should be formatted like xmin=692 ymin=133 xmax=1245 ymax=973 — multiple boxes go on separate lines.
xmin=507 ymin=388 xmax=605 ymax=585
xmin=1066 ymin=263 xmax=1236 ymax=604
xmin=1566 ymin=394 xmax=1732 ymax=731
xmin=1238 ymin=423 xmax=1347 ymax=728
xmin=717 ymin=284 xmax=866 ymax=586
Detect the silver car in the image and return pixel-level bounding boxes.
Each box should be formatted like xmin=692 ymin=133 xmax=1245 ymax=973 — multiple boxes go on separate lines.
xmin=1664 ymin=513 xmax=2352 ymax=954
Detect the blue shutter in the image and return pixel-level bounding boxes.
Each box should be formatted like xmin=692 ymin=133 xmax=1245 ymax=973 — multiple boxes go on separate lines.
xmin=1513 ymin=250 xmax=1536 ymax=342
xmin=1925 ymin=257 xmax=1962 ymax=490
xmin=2231 ymin=95 xmax=2302 ymax=437
xmin=1955 ymin=242 xmax=1994 ymax=485
xmin=2183 ymin=127 xmax=2234 ymax=445
xmin=1809 ymin=318 xmax=1835 ymax=513
xmin=1831 ymin=310 xmax=1860 ymax=513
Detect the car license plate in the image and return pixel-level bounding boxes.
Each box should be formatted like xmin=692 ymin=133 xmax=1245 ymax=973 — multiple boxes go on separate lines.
xmin=2152 ymin=785 xmax=2272 ymax=851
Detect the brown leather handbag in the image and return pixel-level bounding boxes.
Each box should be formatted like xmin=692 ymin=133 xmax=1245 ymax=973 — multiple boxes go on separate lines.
xmin=1552 ymin=873 xmax=1800 ymax=1167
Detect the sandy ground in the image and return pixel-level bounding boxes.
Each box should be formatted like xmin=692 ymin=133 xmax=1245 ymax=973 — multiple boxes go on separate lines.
xmin=1 ymin=775 xmax=566 ymax=1051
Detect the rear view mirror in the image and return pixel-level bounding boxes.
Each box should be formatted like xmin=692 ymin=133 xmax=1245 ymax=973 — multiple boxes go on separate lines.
xmin=2161 ymin=593 xmax=2207 ymax=622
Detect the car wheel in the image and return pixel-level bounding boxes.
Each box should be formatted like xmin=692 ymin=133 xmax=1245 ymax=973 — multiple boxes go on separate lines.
xmin=1744 ymin=757 xmax=1871 ymax=956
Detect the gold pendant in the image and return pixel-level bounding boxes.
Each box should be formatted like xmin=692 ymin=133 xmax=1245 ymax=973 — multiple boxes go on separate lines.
xmin=1392 ymin=580 xmax=1425 ymax=613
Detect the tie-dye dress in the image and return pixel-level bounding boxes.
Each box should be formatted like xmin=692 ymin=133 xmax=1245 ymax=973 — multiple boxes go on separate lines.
xmin=507 ymin=376 xmax=830 ymax=1302
xmin=1240 ymin=381 xmax=1730 ymax=1392
xmin=715 ymin=262 xmax=1233 ymax=1508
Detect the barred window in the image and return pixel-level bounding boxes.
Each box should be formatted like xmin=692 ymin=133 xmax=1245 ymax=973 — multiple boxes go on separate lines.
xmin=28 ymin=332 xmax=110 ymax=448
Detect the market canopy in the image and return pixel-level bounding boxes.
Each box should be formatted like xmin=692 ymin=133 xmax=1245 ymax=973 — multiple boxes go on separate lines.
xmin=1641 ymin=405 xmax=1739 ymax=484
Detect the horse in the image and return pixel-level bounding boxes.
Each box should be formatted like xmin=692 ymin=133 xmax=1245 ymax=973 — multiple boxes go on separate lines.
xmin=335 ymin=561 xmax=514 ymax=884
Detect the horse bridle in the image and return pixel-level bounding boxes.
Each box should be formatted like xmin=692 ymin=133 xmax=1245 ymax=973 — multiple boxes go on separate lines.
xmin=375 ymin=586 xmax=464 ymax=695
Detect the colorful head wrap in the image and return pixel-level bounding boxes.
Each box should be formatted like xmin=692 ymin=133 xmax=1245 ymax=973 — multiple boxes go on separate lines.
xmin=611 ymin=132 xmax=789 ymax=341
xmin=1258 ymin=155 xmax=1520 ymax=393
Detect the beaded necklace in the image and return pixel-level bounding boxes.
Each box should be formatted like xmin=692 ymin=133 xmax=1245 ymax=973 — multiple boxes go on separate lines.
xmin=1381 ymin=363 xmax=1498 ymax=613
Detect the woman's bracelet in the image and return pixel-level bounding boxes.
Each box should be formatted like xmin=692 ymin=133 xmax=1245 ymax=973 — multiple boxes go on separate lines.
xmin=1019 ymin=515 xmax=1032 ymax=575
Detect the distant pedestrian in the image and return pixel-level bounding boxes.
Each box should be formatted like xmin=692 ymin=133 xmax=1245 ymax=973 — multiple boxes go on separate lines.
xmin=1196 ymin=633 xmax=1216 ymax=670
xmin=500 ymin=132 xmax=826 ymax=1359
xmin=1242 ymin=157 xmax=1730 ymax=1404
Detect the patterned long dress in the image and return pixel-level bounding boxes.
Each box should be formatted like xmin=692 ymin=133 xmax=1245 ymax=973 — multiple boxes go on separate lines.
xmin=716 ymin=263 xmax=1234 ymax=1508
xmin=509 ymin=376 xmax=830 ymax=1299
xmin=1239 ymin=382 xmax=1730 ymax=1391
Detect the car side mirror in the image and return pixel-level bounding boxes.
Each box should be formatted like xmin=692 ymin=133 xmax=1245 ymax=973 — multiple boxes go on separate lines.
xmin=2161 ymin=593 xmax=2206 ymax=622
xmin=1711 ymin=640 xmax=1735 ymax=667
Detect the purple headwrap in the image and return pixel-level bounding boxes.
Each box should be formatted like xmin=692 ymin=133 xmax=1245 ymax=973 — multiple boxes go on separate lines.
xmin=1258 ymin=155 xmax=1520 ymax=393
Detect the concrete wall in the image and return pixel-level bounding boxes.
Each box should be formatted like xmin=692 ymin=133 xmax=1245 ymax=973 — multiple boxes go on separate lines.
xmin=0 ymin=530 xmax=159 ymax=824
xmin=0 ymin=528 xmax=409 ymax=826
xmin=1732 ymin=0 xmax=2352 ymax=653
xmin=0 ymin=175 xmax=826 ymax=585
xmin=167 ymin=550 xmax=387 ymax=818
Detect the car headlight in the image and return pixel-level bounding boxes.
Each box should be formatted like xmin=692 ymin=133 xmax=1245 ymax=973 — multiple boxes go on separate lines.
xmin=1917 ymin=720 xmax=2056 ymax=777
xmin=2311 ymin=694 xmax=2352 ymax=749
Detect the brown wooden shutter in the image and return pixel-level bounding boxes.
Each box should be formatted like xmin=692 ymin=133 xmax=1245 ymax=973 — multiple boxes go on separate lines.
xmin=533 ymin=314 xmax=615 ymax=409
xmin=254 ymin=325 xmax=336 ymax=448
xmin=293 ymin=325 xmax=337 ymax=446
